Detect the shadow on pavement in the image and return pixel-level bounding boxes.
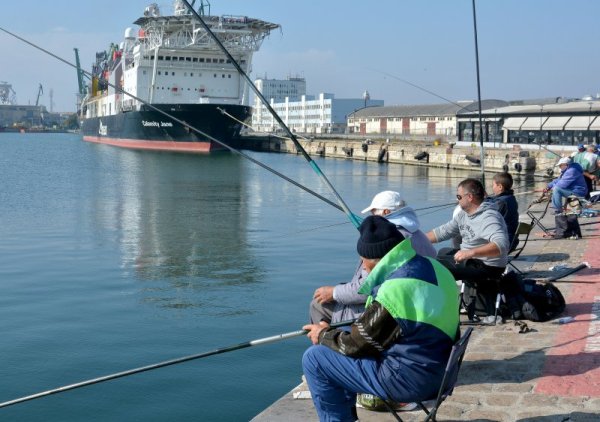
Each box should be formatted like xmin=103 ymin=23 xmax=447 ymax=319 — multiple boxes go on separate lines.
xmin=460 ymin=333 xmax=600 ymax=385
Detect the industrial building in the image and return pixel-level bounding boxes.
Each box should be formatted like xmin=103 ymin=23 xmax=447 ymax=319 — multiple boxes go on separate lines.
xmin=347 ymin=103 xmax=469 ymax=137
xmin=457 ymin=99 xmax=600 ymax=146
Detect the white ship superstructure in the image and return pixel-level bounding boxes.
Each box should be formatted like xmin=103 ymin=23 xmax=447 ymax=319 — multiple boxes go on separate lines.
xmin=80 ymin=0 xmax=279 ymax=153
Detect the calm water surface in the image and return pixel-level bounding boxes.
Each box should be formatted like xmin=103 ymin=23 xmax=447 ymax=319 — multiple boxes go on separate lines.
xmin=0 ymin=133 xmax=544 ymax=421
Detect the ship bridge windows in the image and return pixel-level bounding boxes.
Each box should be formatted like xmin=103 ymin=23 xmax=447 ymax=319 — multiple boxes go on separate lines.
xmin=192 ymin=58 xmax=198 ymax=62
xmin=165 ymin=56 xmax=171 ymax=61
xmin=158 ymin=56 xmax=164 ymax=60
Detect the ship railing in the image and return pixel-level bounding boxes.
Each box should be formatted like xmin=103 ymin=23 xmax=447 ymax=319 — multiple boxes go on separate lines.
xmin=137 ymin=59 xmax=237 ymax=72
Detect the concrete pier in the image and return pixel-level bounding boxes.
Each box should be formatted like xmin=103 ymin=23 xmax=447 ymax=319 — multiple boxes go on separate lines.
xmin=239 ymin=136 xmax=564 ymax=177
xmin=251 ymin=200 xmax=600 ymax=421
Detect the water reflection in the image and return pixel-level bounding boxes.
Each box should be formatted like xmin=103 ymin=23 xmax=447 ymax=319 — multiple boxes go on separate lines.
xmin=89 ymin=146 xmax=263 ymax=312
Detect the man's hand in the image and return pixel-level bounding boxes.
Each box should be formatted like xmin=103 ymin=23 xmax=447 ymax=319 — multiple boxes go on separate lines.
xmin=313 ymin=286 xmax=334 ymax=304
xmin=302 ymin=321 xmax=329 ymax=345
xmin=454 ymin=249 xmax=475 ymax=263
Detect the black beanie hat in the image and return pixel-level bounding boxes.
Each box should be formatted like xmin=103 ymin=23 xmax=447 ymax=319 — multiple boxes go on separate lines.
xmin=356 ymin=215 xmax=405 ymax=259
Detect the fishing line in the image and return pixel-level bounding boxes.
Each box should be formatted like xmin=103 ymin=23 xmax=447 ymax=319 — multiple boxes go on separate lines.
xmin=370 ymin=69 xmax=466 ymax=110
xmin=217 ymin=106 xmax=313 ymax=142
xmin=0 ymin=319 xmax=354 ymax=409
xmin=0 ymin=25 xmax=345 ymax=214
xmin=180 ymin=0 xmax=360 ymax=228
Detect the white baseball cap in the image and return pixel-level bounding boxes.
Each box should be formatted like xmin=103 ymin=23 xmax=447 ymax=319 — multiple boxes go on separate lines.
xmin=361 ymin=191 xmax=406 ymax=214
xmin=556 ymin=157 xmax=571 ymax=167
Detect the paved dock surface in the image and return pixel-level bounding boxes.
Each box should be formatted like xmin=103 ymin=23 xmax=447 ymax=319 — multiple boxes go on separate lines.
xmin=252 ymin=201 xmax=600 ymax=421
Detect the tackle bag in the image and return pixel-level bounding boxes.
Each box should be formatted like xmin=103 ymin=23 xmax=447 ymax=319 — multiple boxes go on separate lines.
xmin=500 ymin=272 xmax=566 ymax=322
xmin=554 ymin=214 xmax=582 ymax=239
xmin=519 ymin=279 xmax=566 ymax=322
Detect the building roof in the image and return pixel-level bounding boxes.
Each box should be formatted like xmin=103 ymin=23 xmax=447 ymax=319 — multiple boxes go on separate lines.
xmin=349 ymin=103 xmax=469 ymax=118
xmin=459 ymin=99 xmax=600 ymax=118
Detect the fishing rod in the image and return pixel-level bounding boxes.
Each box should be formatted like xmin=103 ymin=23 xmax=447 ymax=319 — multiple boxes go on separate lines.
xmin=180 ymin=0 xmax=360 ymax=228
xmin=471 ymin=0 xmax=486 ymax=181
xmin=0 ymin=26 xmax=344 ymax=214
xmin=0 ymin=319 xmax=354 ymax=409
xmin=531 ymin=140 xmax=562 ymax=158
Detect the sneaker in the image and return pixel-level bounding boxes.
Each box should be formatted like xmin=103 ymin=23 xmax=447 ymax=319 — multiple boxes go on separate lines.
xmin=356 ymin=394 xmax=386 ymax=411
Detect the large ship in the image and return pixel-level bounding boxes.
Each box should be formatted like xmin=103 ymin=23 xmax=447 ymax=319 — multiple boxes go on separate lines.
xmin=80 ymin=0 xmax=278 ymax=153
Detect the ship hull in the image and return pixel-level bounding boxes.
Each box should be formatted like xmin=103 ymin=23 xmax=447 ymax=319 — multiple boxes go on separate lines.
xmin=81 ymin=104 xmax=251 ymax=153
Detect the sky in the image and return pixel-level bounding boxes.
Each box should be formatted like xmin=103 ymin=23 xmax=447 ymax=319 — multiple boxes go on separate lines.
xmin=1 ymin=0 xmax=598 ymax=112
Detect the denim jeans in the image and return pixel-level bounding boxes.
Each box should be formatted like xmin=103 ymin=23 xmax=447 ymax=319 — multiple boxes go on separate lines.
xmin=302 ymin=345 xmax=389 ymax=422
xmin=551 ymin=186 xmax=575 ymax=212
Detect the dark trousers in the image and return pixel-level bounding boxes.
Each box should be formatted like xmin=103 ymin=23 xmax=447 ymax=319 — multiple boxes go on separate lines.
xmin=436 ymin=248 xmax=505 ymax=281
xmin=585 ymin=177 xmax=593 ymax=200
xmin=437 ymin=248 xmax=506 ymax=318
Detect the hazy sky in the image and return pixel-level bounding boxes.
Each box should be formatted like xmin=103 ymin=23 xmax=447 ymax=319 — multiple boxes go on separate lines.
xmin=1 ymin=0 xmax=598 ymax=112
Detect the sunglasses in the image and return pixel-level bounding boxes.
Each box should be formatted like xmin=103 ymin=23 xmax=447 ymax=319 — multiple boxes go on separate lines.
xmin=456 ymin=192 xmax=471 ymax=200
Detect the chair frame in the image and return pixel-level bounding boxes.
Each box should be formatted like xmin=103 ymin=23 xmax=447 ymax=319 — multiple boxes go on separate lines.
xmin=506 ymin=220 xmax=534 ymax=274
xmin=526 ymin=196 xmax=552 ymax=236
xmin=381 ymin=327 xmax=474 ymax=422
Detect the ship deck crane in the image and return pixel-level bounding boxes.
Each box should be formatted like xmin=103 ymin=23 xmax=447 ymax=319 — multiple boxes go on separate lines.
xmin=74 ymin=48 xmax=87 ymax=98
xmin=35 ymin=83 xmax=43 ymax=107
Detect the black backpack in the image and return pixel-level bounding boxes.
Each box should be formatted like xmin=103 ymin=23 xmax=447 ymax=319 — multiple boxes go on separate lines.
xmin=520 ymin=279 xmax=566 ymax=322
xmin=501 ymin=273 xmax=566 ymax=322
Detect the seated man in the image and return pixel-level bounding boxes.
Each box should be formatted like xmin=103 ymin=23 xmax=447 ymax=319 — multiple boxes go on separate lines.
xmin=545 ymin=157 xmax=587 ymax=214
xmin=309 ymin=190 xmax=436 ymax=325
xmin=426 ymin=178 xmax=509 ymax=282
xmin=487 ymin=172 xmax=519 ymax=250
xmin=571 ymin=144 xmax=597 ymax=199
xmin=302 ymin=216 xmax=459 ymax=422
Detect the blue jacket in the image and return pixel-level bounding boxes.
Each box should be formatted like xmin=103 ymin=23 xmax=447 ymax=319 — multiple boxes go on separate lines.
xmin=548 ymin=163 xmax=588 ymax=197
xmin=487 ymin=190 xmax=519 ymax=248
xmin=319 ymin=239 xmax=459 ymax=402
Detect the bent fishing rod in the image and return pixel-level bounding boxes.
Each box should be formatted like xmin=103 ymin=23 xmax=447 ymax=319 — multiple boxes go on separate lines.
xmin=179 ymin=0 xmax=360 ymax=228
xmin=0 ymin=27 xmax=346 ymax=214
xmin=0 ymin=319 xmax=354 ymax=409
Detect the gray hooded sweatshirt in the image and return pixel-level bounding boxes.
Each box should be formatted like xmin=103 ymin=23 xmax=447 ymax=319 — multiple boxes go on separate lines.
xmin=432 ymin=201 xmax=509 ymax=268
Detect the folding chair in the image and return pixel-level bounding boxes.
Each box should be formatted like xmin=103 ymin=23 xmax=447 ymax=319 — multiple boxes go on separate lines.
xmin=381 ymin=327 xmax=474 ymax=422
xmin=506 ymin=221 xmax=534 ymax=274
xmin=526 ymin=194 xmax=552 ymax=236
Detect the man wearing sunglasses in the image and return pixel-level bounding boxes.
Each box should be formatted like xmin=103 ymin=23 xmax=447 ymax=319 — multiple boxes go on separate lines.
xmin=426 ymin=178 xmax=509 ymax=312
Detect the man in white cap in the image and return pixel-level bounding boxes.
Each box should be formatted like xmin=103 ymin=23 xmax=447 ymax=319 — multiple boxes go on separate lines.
xmin=544 ymin=157 xmax=587 ymax=213
xmin=309 ymin=190 xmax=436 ymax=325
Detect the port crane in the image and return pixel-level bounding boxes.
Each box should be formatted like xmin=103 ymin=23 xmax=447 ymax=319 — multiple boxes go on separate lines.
xmin=35 ymin=83 xmax=43 ymax=106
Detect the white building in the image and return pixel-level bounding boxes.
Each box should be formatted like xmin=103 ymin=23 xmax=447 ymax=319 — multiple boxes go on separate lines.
xmin=254 ymin=76 xmax=306 ymax=103
xmin=252 ymin=77 xmax=383 ymax=134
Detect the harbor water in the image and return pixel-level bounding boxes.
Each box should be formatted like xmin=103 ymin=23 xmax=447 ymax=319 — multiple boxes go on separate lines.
xmin=0 ymin=133 xmax=544 ymax=421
